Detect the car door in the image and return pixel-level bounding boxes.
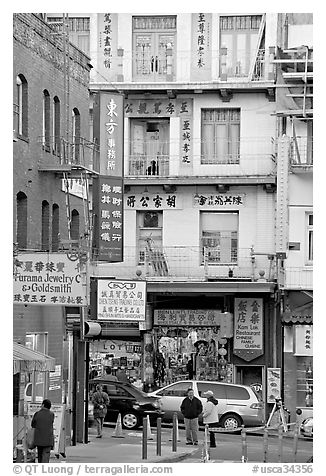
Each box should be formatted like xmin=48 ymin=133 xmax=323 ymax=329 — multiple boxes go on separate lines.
xmin=154 ymin=381 xmax=194 ymax=421
xmin=196 ymin=382 xmax=228 ymax=421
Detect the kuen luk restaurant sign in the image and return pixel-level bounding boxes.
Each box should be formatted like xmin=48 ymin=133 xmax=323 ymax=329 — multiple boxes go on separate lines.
xmin=233 ymin=297 xmax=264 ymax=361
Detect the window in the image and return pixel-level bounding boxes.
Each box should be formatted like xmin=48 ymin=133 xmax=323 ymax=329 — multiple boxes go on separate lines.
xmin=197 ymin=383 xmax=226 ymax=399
xmin=52 ymin=204 xmax=60 ymax=251
xmin=16 ymin=192 xmax=27 ymax=249
xmin=16 ymin=75 xmax=28 ymax=137
xmin=220 ymin=15 xmax=263 ymax=77
xmin=129 ymin=119 xmax=170 ymax=175
xmin=43 ymin=90 xmax=51 ymax=150
xmin=201 ymin=212 xmax=238 ymax=264
xmin=307 ymin=213 xmax=313 ymax=263
xmin=137 ymin=211 xmax=163 ymax=265
xmin=157 ymin=381 xmax=192 ymax=397
xmin=201 ymin=109 xmax=240 ymax=164
xmin=224 ymin=385 xmax=250 ymax=400
xmin=71 ymin=209 xmax=80 ymax=241
xmin=53 ymin=96 xmax=61 ymax=155
xmin=25 ymin=333 xmax=48 ymax=354
xmin=41 ymin=200 xmax=50 ymax=251
xmin=72 ymin=108 xmax=81 ymax=163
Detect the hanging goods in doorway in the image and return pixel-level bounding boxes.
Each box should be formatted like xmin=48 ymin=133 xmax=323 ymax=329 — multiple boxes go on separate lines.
xmin=266 ymin=398 xmax=288 ymax=432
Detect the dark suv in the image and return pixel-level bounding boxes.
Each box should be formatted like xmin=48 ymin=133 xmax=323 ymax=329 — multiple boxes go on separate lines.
xmin=89 ymin=377 xmax=164 ymax=430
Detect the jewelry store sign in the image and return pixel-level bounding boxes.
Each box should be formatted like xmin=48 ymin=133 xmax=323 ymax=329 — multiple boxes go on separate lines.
xmin=13 ymin=253 xmax=86 ymax=306
xmin=97 ymin=279 xmax=146 ymax=321
xmin=234 ymin=298 xmax=264 ymax=361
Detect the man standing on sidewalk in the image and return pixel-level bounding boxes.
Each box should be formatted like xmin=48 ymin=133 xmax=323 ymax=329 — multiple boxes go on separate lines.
xmin=92 ymin=384 xmax=110 ymax=438
xmin=31 ymin=399 xmax=55 ymax=463
xmin=180 ymin=388 xmax=203 ymax=445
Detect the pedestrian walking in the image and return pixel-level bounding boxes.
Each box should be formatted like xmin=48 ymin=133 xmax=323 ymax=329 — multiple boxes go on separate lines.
xmin=92 ymin=384 xmax=110 ymax=438
xmin=180 ymin=388 xmax=203 ymax=445
xmin=116 ymin=368 xmax=129 ymax=383
xmin=202 ymin=390 xmax=219 ymax=448
xmin=31 ymin=399 xmax=55 ymax=463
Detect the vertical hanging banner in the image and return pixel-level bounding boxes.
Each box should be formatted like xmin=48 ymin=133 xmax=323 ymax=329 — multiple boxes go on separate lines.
xmin=94 ymin=91 xmax=124 ymax=177
xmin=96 ymin=13 xmax=118 ymax=81
xmin=93 ymin=176 xmax=124 ymax=262
xmin=233 ymin=298 xmax=264 ymax=361
xmin=190 ymin=13 xmax=212 ymax=81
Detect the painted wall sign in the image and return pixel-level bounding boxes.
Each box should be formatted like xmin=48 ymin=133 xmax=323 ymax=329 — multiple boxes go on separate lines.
xmin=193 ymin=194 xmax=245 ymax=207
xmin=125 ymin=193 xmax=181 ymax=210
xmin=93 ymin=176 xmax=124 ymax=262
xmin=13 ymin=253 xmax=86 ymax=306
xmin=294 ymin=325 xmax=313 ymax=356
xmin=97 ymin=279 xmax=146 ymax=321
xmin=124 ymin=98 xmax=193 ymax=117
xmin=267 ymin=367 xmax=281 ymax=403
xmin=191 ymin=13 xmax=212 ymax=80
xmin=234 ymin=298 xmax=264 ymax=361
xmin=154 ymin=309 xmax=222 ymax=327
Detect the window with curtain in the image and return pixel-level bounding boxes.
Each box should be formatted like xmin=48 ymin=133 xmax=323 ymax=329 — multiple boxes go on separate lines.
xmin=16 ymin=192 xmax=27 ymax=249
xmin=52 ymin=204 xmax=60 ymax=251
xmin=16 ymin=74 xmax=28 ymax=137
xmin=53 ymin=96 xmax=61 ymax=155
xmin=220 ymin=15 xmax=263 ymax=78
xmin=137 ymin=211 xmax=163 ymax=265
xmin=201 ymin=212 xmax=238 ymax=264
xmin=43 ymin=89 xmax=51 ymax=150
xmin=201 ymin=109 xmax=240 ymax=164
xmin=41 ymin=200 xmax=50 ymax=251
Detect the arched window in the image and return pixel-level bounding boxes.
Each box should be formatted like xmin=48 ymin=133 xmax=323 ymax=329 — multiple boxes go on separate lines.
xmin=72 ymin=108 xmax=81 ymax=163
xmin=71 ymin=209 xmax=80 ymax=241
xmin=53 ymin=96 xmax=61 ymax=155
xmin=41 ymin=201 xmax=50 ymax=251
xmin=52 ymin=204 xmax=60 ymax=251
xmin=43 ymin=90 xmax=51 ymax=151
xmin=16 ymin=192 xmax=27 ymax=249
xmin=16 ymin=75 xmax=28 ymax=137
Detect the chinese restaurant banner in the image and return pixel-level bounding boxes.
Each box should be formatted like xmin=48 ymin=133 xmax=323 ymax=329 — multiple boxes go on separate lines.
xmin=154 ymin=309 xmax=222 ymax=327
xmin=97 ymin=279 xmax=146 ymax=321
xmin=93 ymin=176 xmax=124 ymax=262
xmin=294 ymin=325 xmax=313 ymax=356
xmin=125 ymin=193 xmax=182 ymax=210
xmin=267 ymin=367 xmax=281 ymax=403
xmin=98 ymin=91 xmax=124 ymax=176
xmin=13 ymin=253 xmax=86 ymax=306
xmin=191 ymin=13 xmax=212 ymax=81
xmin=234 ymin=298 xmax=264 ymax=361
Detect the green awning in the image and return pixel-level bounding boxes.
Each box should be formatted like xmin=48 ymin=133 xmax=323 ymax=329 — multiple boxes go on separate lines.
xmin=13 ymin=342 xmax=56 ymax=374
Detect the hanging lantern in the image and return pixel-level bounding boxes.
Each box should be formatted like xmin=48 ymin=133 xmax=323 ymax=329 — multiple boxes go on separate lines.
xmin=218 ymin=338 xmax=227 ymax=345
xmin=218 ymin=347 xmax=227 ymax=356
xmin=218 ymin=357 xmax=227 ymax=366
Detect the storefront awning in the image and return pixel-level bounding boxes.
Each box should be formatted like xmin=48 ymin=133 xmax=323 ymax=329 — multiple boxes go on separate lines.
xmin=13 ymin=342 xmax=56 ymax=374
xmin=282 ymin=296 xmax=313 ymax=325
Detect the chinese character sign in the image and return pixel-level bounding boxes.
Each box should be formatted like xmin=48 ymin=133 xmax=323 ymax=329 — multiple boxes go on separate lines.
xmin=234 ymin=298 xmax=264 ymax=361
xmin=294 ymin=325 xmax=313 ymax=356
xmin=93 ymin=176 xmax=124 ymax=262
xmin=191 ymin=13 xmax=212 ymax=80
xmin=96 ymin=14 xmax=118 ymax=80
xmin=194 ymin=194 xmax=245 ymax=207
xmin=97 ymin=280 xmax=146 ymax=321
xmin=125 ymin=193 xmax=181 ymax=210
xmin=99 ymin=92 xmax=124 ymax=176
xmin=154 ymin=309 xmax=222 ymax=326
xmin=124 ymin=99 xmax=193 ymax=118
xmin=13 ymin=253 xmax=86 ymax=306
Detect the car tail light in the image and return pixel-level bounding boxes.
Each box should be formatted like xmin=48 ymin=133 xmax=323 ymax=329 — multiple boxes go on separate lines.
xmin=250 ymin=402 xmax=263 ymax=409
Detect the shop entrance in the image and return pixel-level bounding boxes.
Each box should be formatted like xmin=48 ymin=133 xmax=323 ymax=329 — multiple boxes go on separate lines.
xmin=235 ymin=365 xmax=264 ymax=400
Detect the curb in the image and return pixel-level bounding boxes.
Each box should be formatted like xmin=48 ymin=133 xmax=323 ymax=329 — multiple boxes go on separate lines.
xmin=147 ymin=448 xmax=199 ymax=463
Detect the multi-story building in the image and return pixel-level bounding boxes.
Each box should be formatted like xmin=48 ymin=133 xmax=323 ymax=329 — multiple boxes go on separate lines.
xmin=273 ymin=13 xmax=313 ymax=422
xmin=13 ymin=13 xmax=96 ymax=448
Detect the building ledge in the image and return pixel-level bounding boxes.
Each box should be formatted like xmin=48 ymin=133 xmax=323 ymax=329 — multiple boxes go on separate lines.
xmin=124 ymin=175 xmax=277 ymax=186
xmin=147 ymin=280 xmax=276 ymax=294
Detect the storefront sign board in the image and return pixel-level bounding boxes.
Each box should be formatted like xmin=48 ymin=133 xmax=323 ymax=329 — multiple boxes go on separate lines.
xmin=154 ymin=309 xmax=222 ymax=327
xmin=267 ymin=367 xmax=281 ymax=403
xmin=13 ymin=253 xmax=86 ymax=306
xmin=97 ymin=279 xmax=146 ymax=321
xmin=125 ymin=193 xmax=182 ymax=210
xmin=294 ymin=325 xmax=313 ymax=356
xmin=233 ymin=298 xmax=264 ymax=361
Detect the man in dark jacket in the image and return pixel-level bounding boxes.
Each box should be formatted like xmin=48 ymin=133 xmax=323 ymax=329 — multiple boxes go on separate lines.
xmin=31 ymin=399 xmax=55 ymax=463
xmin=180 ymin=388 xmax=203 ymax=445
xmin=92 ymin=384 xmax=110 ymax=438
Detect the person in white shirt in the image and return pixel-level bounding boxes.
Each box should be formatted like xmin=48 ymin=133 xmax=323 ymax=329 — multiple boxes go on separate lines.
xmin=202 ymin=390 xmax=219 ymax=448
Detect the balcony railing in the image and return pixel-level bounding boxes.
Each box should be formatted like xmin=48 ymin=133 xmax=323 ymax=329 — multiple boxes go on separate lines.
xmin=92 ymin=246 xmax=277 ymax=282
xmin=37 ymin=136 xmax=100 ymax=173
xmin=280 ymin=267 xmax=313 ymax=290
xmin=290 ymin=136 xmax=313 ymax=167
xmin=127 ymin=137 xmax=276 ymax=177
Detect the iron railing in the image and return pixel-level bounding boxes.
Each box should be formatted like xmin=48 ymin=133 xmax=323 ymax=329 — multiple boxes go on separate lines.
xmin=289 ymin=136 xmax=313 ymax=166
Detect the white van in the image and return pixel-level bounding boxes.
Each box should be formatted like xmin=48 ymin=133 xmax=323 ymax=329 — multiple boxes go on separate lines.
xmin=24 ymin=382 xmax=44 ymax=403
xmin=148 ymin=380 xmax=264 ymax=430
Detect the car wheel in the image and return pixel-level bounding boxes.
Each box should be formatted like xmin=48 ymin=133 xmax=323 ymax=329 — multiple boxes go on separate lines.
xmin=122 ymin=412 xmax=139 ymax=430
xmin=220 ymin=414 xmax=242 ymax=430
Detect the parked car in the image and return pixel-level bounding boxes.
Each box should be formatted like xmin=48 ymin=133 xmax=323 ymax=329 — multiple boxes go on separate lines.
xmin=147 ymin=380 xmax=264 ymax=430
xmin=88 ymin=377 xmax=164 ymax=430
xmin=300 ymin=417 xmax=313 ymax=438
